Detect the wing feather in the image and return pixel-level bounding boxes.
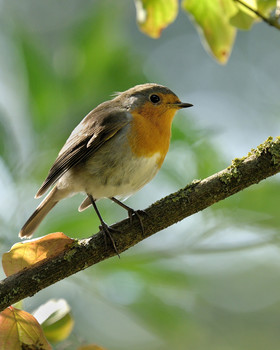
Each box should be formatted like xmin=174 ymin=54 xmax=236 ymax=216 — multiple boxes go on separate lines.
xmin=36 ymin=108 xmax=130 ymax=197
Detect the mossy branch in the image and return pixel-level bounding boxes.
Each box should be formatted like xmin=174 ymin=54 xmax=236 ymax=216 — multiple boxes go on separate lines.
xmin=1 ymin=137 xmax=280 ymax=312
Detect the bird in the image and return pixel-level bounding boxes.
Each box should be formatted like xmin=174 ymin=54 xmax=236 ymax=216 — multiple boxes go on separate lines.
xmin=19 ymin=83 xmax=193 ymax=251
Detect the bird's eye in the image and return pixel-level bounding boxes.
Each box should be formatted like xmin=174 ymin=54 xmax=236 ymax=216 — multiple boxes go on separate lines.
xmin=149 ymin=94 xmax=161 ymax=104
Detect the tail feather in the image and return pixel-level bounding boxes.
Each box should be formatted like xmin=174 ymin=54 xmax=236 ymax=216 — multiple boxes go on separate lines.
xmin=78 ymin=196 xmax=92 ymax=212
xmin=19 ymin=186 xmax=59 ymax=238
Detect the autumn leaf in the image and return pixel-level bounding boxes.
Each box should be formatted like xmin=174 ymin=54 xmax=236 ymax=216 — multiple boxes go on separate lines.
xmin=2 ymin=232 xmax=74 ymax=276
xmin=0 ymin=306 xmax=51 ymax=350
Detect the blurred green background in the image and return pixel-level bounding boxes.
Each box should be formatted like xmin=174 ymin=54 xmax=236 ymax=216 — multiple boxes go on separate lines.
xmin=1 ymin=1 xmax=280 ymax=349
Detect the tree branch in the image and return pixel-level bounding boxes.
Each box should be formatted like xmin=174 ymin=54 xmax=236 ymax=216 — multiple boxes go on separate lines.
xmin=1 ymin=137 xmax=280 ymax=311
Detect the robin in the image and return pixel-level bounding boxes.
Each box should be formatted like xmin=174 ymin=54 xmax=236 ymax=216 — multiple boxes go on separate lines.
xmin=19 ymin=83 xmax=192 ymax=250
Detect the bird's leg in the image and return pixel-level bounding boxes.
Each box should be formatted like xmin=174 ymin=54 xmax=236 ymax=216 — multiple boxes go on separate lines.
xmin=110 ymin=197 xmax=146 ymax=235
xmin=88 ymin=194 xmax=119 ymax=257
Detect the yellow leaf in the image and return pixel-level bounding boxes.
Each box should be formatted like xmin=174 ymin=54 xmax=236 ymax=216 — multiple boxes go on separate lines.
xmin=2 ymin=232 xmax=74 ymax=276
xmin=135 ymin=0 xmax=178 ymax=38
xmin=0 ymin=307 xmax=51 ymax=350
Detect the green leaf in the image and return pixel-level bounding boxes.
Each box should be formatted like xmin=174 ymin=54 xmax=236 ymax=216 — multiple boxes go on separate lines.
xmin=135 ymin=0 xmax=179 ymax=38
xmin=230 ymin=0 xmax=258 ymax=30
xmin=256 ymin=0 xmax=276 ymax=16
xmin=33 ymin=299 xmax=74 ymax=343
xmin=230 ymin=10 xmax=256 ymax=30
xmin=182 ymin=0 xmax=237 ymax=64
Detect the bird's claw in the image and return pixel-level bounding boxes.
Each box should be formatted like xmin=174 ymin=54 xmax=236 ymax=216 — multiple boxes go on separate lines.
xmin=127 ymin=209 xmax=147 ymax=235
xmin=99 ymin=222 xmax=120 ymax=258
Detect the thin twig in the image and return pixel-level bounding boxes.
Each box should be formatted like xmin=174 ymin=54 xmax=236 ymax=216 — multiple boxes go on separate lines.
xmin=234 ymin=0 xmax=280 ymax=30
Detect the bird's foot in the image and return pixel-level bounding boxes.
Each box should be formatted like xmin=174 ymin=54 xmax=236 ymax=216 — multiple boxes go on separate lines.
xmin=126 ymin=208 xmax=147 ymax=235
xmin=110 ymin=197 xmax=148 ymax=235
xmin=87 ymin=194 xmax=120 ymax=257
xmin=99 ymin=221 xmax=120 ymax=258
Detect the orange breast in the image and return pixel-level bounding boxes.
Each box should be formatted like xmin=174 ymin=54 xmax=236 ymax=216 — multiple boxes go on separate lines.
xmin=128 ymin=102 xmax=177 ymax=168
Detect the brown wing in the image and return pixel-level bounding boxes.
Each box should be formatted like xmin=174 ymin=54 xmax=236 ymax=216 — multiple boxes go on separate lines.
xmin=35 ymin=107 xmax=131 ymax=198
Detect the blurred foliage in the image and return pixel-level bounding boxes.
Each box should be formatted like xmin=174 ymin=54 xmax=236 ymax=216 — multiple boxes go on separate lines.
xmin=136 ymin=0 xmax=278 ymax=63
xmin=0 ymin=0 xmax=280 ymax=349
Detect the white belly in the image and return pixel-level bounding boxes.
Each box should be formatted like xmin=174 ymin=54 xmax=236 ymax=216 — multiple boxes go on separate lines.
xmin=86 ymin=152 xmax=161 ymax=199
xmin=57 ymin=152 xmax=161 ymax=200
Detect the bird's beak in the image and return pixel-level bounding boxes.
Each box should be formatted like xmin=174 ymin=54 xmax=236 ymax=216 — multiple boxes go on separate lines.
xmin=174 ymin=102 xmax=193 ymax=109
